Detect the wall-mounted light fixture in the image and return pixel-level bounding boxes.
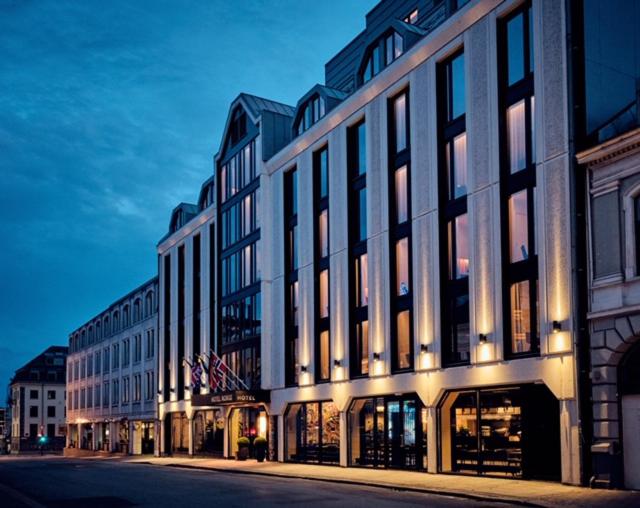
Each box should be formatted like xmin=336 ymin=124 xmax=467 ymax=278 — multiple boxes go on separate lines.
xmin=300 ymin=365 xmax=308 ymax=373
xmin=373 ymin=352 xmax=381 ymax=362
xmin=170 ymin=387 xmax=175 ymax=393
xmin=552 ymin=320 xmax=562 ymax=333
xmin=478 ymin=333 xmax=488 ymax=344
xmin=420 ymin=343 xmax=429 ymax=353
xmin=333 ymin=359 xmax=342 ymax=367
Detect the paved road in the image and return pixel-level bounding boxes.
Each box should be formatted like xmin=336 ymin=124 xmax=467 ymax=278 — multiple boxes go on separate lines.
xmin=0 ymin=456 xmax=515 ymax=507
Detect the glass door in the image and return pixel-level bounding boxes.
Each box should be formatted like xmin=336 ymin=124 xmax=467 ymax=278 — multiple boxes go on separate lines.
xmin=386 ymin=397 xmax=420 ymax=468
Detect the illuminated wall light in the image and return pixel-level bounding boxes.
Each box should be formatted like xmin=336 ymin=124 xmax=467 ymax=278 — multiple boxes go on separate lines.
xmin=300 ymin=365 xmax=308 ymax=373
xmin=373 ymin=352 xmax=381 ymax=361
xmin=420 ymin=343 xmax=429 ymax=353
xmin=478 ymin=333 xmax=488 ymax=344
xmin=258 ymin=414 xmax=267 ymax=437
xmin=333 ymin=359 xmax=342 ymax=367
xmin=552 ymin=320 xmax=562 ymax=334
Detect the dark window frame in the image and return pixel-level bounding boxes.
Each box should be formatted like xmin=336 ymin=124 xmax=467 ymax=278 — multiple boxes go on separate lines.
xmin=348 ymin=119 xmax=370 ymax=379
xmin=438 ymin=48 xmax=471 ymax=368
xmin=284 ymin=167 xmax=300 ymax=387
xmin=313 ymin=146 xmax=331 ymax=383
xmin=498 ymin=2 xmax=539 ymax=359
xmin=387 ymin=89 xmax=414 ymax=373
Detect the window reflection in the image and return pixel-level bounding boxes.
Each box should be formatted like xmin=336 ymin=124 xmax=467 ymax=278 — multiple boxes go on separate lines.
xmin=396 ymin=237 xmax=410 ymax=295
xmin=357 ymin=320 xmax=369 ymax=374
xmin=397 ymin=310 xmax=411 ymax=370
xmin=509 ymin=190 xmax=528 ymax=262
xmin=394 ymin=93 xmax=407 ymax=153
xmin=510 ymin=281 xmax=532 ymax=353
xmin=507 ymin=99 xmax=527 ymax=173
xmin=320 ymin=331 xmax=330 ymax=381
xmin=507 ymin=12 xmax=525 ymax=85
xmin=356 ymin=253 xmax=369 ymax=307
xmin=319 ymin=269 xmax=329 ymax=319
xmin=447 ymin=132 xmax=467 ymax=199
xmin=395 ymin=165 xmax=408 ymax=223
xmin=449 ymin=214 xmax=469 ymax=279
xmin=319 ymin=209 xmax=329 ymax=258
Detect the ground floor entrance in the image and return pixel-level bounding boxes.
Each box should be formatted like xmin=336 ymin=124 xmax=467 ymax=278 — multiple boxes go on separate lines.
xmin=348 ymin=394 xmax=426 ymax=470
xmin=228 ymin=405 xmax=268 ymax=459
xmin=284 ymin=400 xmax=340 ymax=464
xmin=439 ymin=384 xmax=560 ymax=480
xmin=194 ymin=409 xmax=224 ymax=455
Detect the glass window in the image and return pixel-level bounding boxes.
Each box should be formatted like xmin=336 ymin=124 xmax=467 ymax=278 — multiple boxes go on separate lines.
xmin=449 ymin=214 xmax=469 ymax=279
xmin=319 ymin=269 xmax=329 ymax=319
xmin=507 ymin=99 xmax=527 ymax=173
xmin=507 ymin=12 xmax=525 ymax=85
xmin=357 ymin=320 xmax=369 ymax=375
xmin=396 ymin=237 xmax=410 ymax=295
xmin=509 ymin=190 xmax=529 ymax=262
xmin=319 ymin=209 xmax=329 ymax=259
xmin=395 ymin=165 xmax=408 ymax=224
xmin=319 ymin=149 xmax=328 ymax=198
xmin=394 ymin=32 xmax=403 ymax=59
xmin=450 ymin=53 xmax=465 ymax=120
xmin=290 ymin=281 xmax=299 ymax=327
xmin=510 ymin=280 xmax=532 ymax=353
xmin=447 ymin=132 xmax=468 ymax=199
xmin=355 ymin=253 xmax=369 ymax=307
xmin=396 ymin=310 xmax=411 ymax=369
xmin=356 ymin=122 xmax=366 ymax=175
xmin=394 ymin=93 xmax=407 ymax=153
xmin=405 ymin=8 xmax=418 ymax=24
xmin=358 ymin=188 xmax=367 ymax=241
xmin=319 ymin=331 xmax=330 ymax=381
xmin=386 ymin=35 xmax=394 ymax=66
xmin=289 ymin=225 xmax=298 ymax=271
xmin=372 ymin=46 xmax=380 ymax=76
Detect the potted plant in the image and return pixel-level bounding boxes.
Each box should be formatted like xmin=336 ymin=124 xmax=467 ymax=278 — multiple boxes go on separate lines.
xmin=254 ymin=436 xmax=268 ymax=462
xmin=237 ymin=436 xmax=250 ymax=460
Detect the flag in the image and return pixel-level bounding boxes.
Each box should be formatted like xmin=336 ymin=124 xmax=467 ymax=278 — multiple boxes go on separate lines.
xmin=198 ymin=354 xmax=209 ymax=386
xmin=191 ymin=358 xmax=203 ymax=390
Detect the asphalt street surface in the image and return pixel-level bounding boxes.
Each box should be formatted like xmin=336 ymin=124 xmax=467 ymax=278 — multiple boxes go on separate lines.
xmin=0 ymin=456 xmax=517 ymax=507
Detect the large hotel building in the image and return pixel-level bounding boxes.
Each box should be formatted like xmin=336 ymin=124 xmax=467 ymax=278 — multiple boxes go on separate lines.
xmin=68 ymin=0 xmax=640 ymax=489
xmin=158 ymin=0 xmax=586 ymax=484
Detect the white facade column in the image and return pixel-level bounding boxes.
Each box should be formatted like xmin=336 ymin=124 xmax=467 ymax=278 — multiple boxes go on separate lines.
xmin=339 ymin=411 xmax=348 ymax=467
xmin=426 ymin=406 xmax=438 ymax=473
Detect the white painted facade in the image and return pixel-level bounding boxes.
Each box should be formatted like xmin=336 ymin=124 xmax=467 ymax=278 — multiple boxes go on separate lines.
xmin=65 ymin=278 xmax=158 ymax=455
xmin=261 ymin=0 xmax=581 ymax=484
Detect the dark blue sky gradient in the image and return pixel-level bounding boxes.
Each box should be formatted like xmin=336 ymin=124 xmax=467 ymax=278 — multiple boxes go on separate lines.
xmin=0 ymin=0 xmax=376 ymax=396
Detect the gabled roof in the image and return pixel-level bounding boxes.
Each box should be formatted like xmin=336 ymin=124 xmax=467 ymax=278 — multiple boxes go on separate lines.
xmin=10 ymin=346 xmax=68 ymax=385
xmin=217 ymin=93 xmax=294 ymax=158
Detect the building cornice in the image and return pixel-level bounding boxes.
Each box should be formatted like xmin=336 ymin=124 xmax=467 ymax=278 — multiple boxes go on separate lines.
xmin=265 ymin=0 xmax=502 ymax=174
xmin=576 ymin=127 xmax=640 ymax=169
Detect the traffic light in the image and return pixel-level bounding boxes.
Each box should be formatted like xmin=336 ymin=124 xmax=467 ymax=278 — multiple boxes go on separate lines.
xmin=38 ymin=434 xmax=48 ymax=445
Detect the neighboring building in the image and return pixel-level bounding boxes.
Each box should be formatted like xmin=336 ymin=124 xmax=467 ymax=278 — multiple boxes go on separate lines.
xmin=9 ymin=346 xmax=68 ymax=453
xmin=157 ymin=96 xmax=293 ymax=458
xmin=66 ymin=277 xmax=158 ymax=455
xmin=155 ymin=0 xmax=592 ymax=486
xmin=0 ymin=407 xmax=6 ymax=437
xmin=576 ymin=0 xmax=640 ymax=489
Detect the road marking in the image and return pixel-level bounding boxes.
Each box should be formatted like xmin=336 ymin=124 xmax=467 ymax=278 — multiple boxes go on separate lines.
xmin=0 ymin=482 xmax=46 ymax=508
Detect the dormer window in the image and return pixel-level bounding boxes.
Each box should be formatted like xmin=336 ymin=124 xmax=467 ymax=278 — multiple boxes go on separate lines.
xmin=229 ymin=107 xmax=247 ymax=147
xmin=404 ymin=8 xmax=418 ymax=24
xmin=296 ymin=95 xmax=326 ymax=135
xmin=361 ymin=31 xmax=404 ymax=85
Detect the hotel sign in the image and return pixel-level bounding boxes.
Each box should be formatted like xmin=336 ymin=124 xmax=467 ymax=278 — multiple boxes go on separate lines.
xmin=191 ymin=390 xmax=270 ymax=406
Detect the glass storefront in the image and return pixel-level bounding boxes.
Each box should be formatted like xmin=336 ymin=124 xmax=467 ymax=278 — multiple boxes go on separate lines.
xmin=171 ymin=412 xmax=189 ymax=454
xmin=194 ymin=409 xmax=224 ymax=455
xmin=348 ymin=394 xmax=427 ymax=470
xmin=439 ymin=385 xmax=560 ymax=480
xmin=140 ymin=422 xmax=155 ymax=455
xmin=285 ymin=400 xmax=340 ymax=464
xmin=229 ymin=406 xmax=268 ymax=458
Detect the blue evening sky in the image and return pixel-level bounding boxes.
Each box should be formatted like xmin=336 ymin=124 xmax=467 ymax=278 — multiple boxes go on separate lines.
xmin=0 ymin=0 xmax=377 ymax=397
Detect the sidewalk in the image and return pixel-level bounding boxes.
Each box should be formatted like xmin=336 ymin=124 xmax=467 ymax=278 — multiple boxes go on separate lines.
xmin=123 ymin=456 xmax=640 ymax=507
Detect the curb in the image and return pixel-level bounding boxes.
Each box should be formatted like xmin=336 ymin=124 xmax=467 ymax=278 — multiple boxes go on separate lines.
xmin=135 ymin=460 xmax=545 ymax=507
